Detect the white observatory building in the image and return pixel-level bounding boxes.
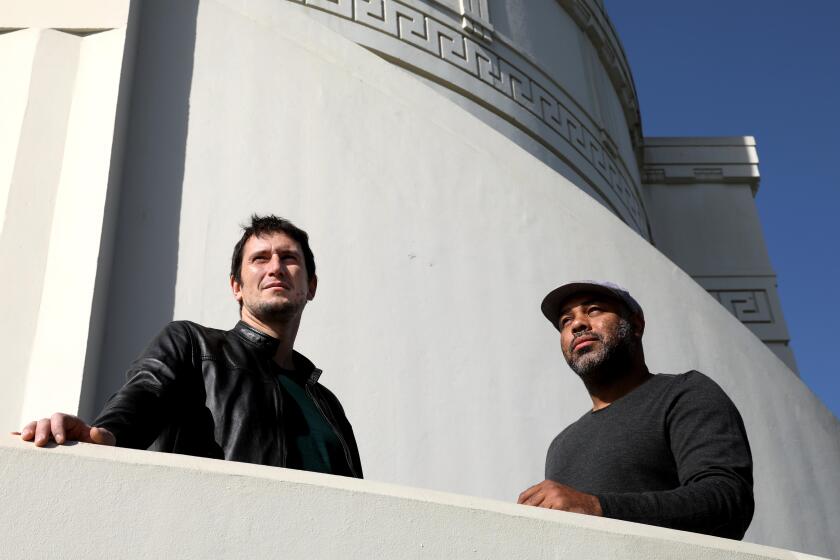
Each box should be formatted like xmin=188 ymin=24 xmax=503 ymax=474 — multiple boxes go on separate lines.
xmin=1 ymin=1 xmax=838 ymax=558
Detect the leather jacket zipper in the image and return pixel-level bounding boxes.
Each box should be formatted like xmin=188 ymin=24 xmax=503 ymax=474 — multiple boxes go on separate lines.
xmin=273 ymin=377 xmax=288 ymax=467
xmin=305 ymin=384 xmax=358 ymax=478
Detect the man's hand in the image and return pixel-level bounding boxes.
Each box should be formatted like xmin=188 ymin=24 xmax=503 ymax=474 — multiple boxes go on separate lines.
xmin=517 ymin=480 xmax=603 ymax=516
xmin=18 ymin=413 xmax=116 ymax=447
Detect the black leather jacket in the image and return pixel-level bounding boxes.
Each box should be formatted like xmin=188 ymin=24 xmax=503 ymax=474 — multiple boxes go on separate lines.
xmin=95 ymin=320 xmax=363 ymax=478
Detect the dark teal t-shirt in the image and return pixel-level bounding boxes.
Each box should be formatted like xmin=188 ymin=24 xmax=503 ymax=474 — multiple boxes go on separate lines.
xmin=274 ymin=366 xmax=349 ymax=475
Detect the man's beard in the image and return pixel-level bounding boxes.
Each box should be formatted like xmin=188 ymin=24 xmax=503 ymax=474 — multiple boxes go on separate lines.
xmin=564 ymin=318 xmax=637 ymax=383
xmin=246 ymin=295 xmax=306 ymax=324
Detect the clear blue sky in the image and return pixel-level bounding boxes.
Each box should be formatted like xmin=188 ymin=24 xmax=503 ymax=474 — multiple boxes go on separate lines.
xmin=606 ymin=1 xmax=840 ymax=419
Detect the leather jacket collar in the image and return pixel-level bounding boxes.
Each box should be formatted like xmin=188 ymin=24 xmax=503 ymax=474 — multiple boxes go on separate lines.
xmin=233 ymin=320 xmax=322 ymax=384
xmin=233 ymin=320 xmax=279 ymax=354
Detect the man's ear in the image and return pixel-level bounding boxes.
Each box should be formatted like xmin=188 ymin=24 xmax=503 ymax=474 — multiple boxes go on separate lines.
xmin=632 ymin=315 xmax=645 ymax=339
xmin=307 ymin=274 xmax=318 ymax=301
xmin=230 ymin=275 xmax=243 ymax=303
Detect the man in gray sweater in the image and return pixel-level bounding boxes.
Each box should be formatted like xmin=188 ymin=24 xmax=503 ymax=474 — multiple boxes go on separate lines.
xmin=517 ymin=281 xmax=754 ymax=539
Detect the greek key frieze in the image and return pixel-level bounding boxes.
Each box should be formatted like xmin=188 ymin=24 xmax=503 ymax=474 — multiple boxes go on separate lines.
xmin=711 ymin=290 xmax=774 ymax=323
xmin=288 ymin=0 xmax=646 ymax=232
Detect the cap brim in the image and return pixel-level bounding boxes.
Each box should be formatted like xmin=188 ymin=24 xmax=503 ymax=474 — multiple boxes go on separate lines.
xmin=540 ymin=282 xmax=628 ymax=330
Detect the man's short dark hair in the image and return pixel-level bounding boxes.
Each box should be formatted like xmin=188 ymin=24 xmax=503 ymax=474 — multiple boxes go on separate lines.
xmin=230 ymin=214 xmax=316 ymax=284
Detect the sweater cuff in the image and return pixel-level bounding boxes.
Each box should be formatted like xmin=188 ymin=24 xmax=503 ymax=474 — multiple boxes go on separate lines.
xmin=595 ymin=493 xmax=617 ymax=519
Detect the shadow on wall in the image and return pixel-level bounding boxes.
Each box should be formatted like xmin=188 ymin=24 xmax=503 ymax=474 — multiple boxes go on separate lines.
xmin=82 ymin=0 xmax=199 ymax=418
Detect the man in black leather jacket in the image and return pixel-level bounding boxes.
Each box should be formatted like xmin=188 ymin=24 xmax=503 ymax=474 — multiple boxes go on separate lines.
xmin=19 ymin=215 xmax=362 ymax=478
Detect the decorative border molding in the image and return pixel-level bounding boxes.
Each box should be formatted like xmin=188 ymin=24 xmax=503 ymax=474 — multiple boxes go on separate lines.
xmin=694 ymin=274 xmax=794 ymax=371
xmin=555 ymin=0 xmax=642 ymax=148
xmin=644 ymin=166 xmax=736 ymax=183
xmin=286 ymin=0 xmax=649 ymax=235
xmin=709 ymin=290 xmax=774 ymax=324
xmin=702 ymin=281 xmax=796 ymax=371
xmin=694 ymin=275 xmax=791 ymax=341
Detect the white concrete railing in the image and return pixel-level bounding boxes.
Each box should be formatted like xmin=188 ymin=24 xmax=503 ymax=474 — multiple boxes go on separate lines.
xmin=0 ymin=434 xmax=825 ymax=560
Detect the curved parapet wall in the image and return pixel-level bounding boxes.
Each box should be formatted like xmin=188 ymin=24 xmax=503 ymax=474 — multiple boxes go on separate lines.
xmin=282 ymin=0 xmax=649 ymax=236
xmin=0 ymin=435 xmax=827 ymax=560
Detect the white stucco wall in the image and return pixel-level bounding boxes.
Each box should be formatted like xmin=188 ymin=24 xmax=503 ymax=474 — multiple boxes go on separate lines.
xmin=0 ymin=0 xmax=136 ymax=431
xmin=0 ymin=435 xmax=827 ymax=560
xmin=84 ymin=1 xmax=839 ymax=557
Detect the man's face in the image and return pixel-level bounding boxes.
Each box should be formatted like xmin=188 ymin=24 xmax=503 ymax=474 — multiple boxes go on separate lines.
xmin=230 ymin=232 xmax=316 ymax=324
xmin=557 ymin=293 xmax=639 ymax=379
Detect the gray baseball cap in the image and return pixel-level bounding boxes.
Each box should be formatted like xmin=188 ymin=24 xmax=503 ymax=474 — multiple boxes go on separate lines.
xmin=541 ymin=280 xmax=644 ymax=330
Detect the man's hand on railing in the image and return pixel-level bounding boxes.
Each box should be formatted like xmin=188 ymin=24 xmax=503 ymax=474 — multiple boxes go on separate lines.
xmin=517 ymin=480 xmax=603 ymax=516
xmin=17 ymin=413 xmax=116 ymax=447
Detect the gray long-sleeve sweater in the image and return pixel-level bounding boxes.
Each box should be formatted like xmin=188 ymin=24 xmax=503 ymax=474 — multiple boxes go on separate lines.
xmin=545 ymin=371 xmax=754 ymax=539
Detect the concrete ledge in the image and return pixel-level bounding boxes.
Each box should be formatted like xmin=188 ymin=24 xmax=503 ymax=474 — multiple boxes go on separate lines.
xmin=0 ymin=434 xmax=824 ymax=559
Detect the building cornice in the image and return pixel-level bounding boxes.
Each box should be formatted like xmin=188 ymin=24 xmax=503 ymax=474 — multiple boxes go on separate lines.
xmin=642 ymin=136 xmax=760 ymax=194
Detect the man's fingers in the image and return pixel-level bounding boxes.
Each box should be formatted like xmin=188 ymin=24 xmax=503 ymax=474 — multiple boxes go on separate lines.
xmin=518 ymin=481 xmax=573 ymax=509
xmin=519 ymin=482 xmax=550 ymax=506
xmin=517 ymin=482 xmax=543 ymax=504
xmin=18 ymin=413 xmax=109 ymax=447
xmin=34 ymin=418 xmax=52 ymax=447
xmin=50 ymin=413 xmax=70 ymax=444
xmin=19 ymin=421 xmax=37 ymax=441
xmin=89 ymin=426 xmax=116 ymax=446
xmin=21 ymin=413 xmax=94 ymax=446
xmin=517 ymin=481 xmax=596 ymax=514
xmin=523 ymin=490 xmax=546 ymax=507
